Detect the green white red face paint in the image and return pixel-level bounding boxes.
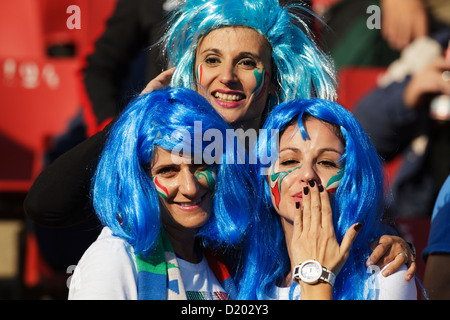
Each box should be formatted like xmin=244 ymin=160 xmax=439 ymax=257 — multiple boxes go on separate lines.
xmin=252 ymin=67 xmax=267 ymax=99
xmin=196 ymin=63 xmax=203 ymax=84
xmin=325 ymin=169 xmax=344 ymax=194
xmin=152 ymin=165 xmax=217 ymax=202
xmin=152 ymin=176 xmax=169 ymax=200
xmin=195 ymin=165 xmax=217 ymax=190
xmin=269 ymin=165 xmax=302 ymax=209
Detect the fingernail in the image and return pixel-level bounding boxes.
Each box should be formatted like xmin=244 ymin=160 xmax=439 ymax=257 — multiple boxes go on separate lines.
xmin=296 ymin=202 xmax=300 ymax=209
xmin=308 ymin=180 xmax=315 ymax=187
xmin=354 ymin=223 xmax=363 ymax=232
xmin=303 ymin=186 xmax=309 ymax=195
xmin=318 ymin=184 xmax=324 ymax=192
xmin=382 ymin=269 xmax=391 ymax=277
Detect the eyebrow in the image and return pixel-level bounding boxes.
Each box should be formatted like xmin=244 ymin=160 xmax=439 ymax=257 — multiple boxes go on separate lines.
xmin=198 ymin=48 xmax=262 ymax=60
xmin=279 ymin=147 xmax=343 ymax=156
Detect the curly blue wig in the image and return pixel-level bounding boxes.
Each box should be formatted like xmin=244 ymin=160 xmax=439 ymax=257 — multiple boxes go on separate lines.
xmin=238 ymin=98 xmax=392 ymax=300
xmin=92 ymin=88 xmax=256 ymax=256
xmin=161 ymin=0 xmax=336 ymax=109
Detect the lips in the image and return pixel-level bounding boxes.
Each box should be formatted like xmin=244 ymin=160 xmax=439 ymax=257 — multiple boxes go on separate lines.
xmin=292 ymin=192 xmax=303 ymax=203
xmin=212 ymin=90 xmax=245 ymax=108
xmin=174 ymin=194 xmax=206 ymax=211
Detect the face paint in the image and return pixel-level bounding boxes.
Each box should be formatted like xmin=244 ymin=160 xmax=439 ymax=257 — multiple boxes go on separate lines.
xmin=196 ymin=63 xmax=203 ymax=84
xmin=195 ymin=165 xmax=217 ymax=190
xmin=152 ymin=176 xmax=169 ymax=201
xmin=252 ymin=67 xmax=267 ymax=99
xmin=269 ymin=165 xmax=302 ymax=208
xmin=325 ymin=169 xmax=344 ymax=194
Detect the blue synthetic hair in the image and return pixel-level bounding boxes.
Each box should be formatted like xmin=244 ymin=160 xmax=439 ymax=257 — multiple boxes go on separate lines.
xmin=161 ymin=0 xmax=336 ymax=109
xmin=92 ymin=88 xmax=256 ymax=256
xmin=238 ymin=99 xmax=391 ymax=300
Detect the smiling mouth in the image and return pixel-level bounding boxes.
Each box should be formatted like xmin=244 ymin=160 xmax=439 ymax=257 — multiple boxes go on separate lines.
xmin=174 ymin=195 xmax=206 ymax=210
xmin=213 ymin=91 xmax=246 ymax=102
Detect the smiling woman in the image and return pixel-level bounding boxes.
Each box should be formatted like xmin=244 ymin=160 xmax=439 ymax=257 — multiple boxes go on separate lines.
xmin=68 ymin=88 xmax=257 ymax=300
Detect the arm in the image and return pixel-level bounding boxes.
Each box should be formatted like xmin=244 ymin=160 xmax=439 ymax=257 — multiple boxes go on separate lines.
xmin=24 ymin=123 xmax=112 ymax=227
xmin=82 ymin=0 xmax=149 ymax=128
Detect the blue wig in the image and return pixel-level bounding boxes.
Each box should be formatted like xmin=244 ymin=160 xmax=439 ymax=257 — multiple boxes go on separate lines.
xmin=239 ymin=98 xmax=392 ymax=300
xmin=92 ymin=88 xmax=256 ymax=256
xmin=161 ymin=0 xmax=336 ymax=109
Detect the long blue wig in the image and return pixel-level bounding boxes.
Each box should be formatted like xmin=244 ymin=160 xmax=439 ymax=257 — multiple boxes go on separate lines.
xmin=161 ymin=0 xmax=336 ymax=109
xmin=238 ymin=98 xmax=393 ymax=300
xmin=92 ymin=88 xmax=256 ymax=257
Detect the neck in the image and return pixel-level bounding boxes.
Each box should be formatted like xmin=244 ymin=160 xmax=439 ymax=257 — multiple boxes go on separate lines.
xmin=280 ymin=217 xmax=295 ymax=287
xmin=164 ymin=225 xmax=200 ymax=263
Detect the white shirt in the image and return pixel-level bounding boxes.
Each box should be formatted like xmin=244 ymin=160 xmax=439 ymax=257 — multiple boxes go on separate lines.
xmin=68 ymin=227 xmax=226 ymax=300
xmin=266 ymin=264 xmax=417 ymax=300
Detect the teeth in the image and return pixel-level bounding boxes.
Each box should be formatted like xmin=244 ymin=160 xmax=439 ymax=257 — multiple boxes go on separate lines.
xmin=214 ymin=92 xmax=244 ymax=101
xmin=178 ymin=198 xmax=201 ymax=206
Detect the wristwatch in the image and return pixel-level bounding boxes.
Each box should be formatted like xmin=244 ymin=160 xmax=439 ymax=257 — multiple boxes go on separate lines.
xmin=293 ymin=260 xmax=336 ymax=286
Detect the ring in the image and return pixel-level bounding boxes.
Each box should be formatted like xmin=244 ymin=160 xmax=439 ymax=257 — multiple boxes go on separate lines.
xmin=398 ymin=252 xmax=409 ymax=264
xmin=442 ymin=70 xmax=450 ymax=82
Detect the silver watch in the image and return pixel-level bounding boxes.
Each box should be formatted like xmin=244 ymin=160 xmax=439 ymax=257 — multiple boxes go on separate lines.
xmin=293 ymin=260 xmax=336 ymax=286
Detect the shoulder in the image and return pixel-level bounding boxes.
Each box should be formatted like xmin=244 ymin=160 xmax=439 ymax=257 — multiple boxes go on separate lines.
xmin=68 ymin=227 xmax=138 ymax=299
xmin=367 ymin=264 xmax=417 ymax=300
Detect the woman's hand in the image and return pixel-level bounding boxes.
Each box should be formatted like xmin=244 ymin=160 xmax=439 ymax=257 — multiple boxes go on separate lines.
xmin=368 ymin=235 xmax=416 ymax=281
xmin=291 ymin=181 xmax=362 ymax=299
xmin=140 ymin=67 xmax=176 ymax=95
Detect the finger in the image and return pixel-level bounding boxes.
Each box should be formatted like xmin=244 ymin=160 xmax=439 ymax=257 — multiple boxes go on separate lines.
xmin=340 ymin=223 xmax=362 ymax=257
xmin=292 ymin=201 xmax=303 ymax=236
xmin=309 ymin=180 xmax=321 ymax=229
xmin=380 ymin=253 xmax=409 ymax=277
xmin=404 ymin=260 xmax=416 ymax=281
xmin=140 ymin=68 xmax=175 ymax=94
xmin=366 ymin=240 xmax=389 ymax=267
xmin=302 ymin=185 xmax=311 ymax=232
xmin=319 ymin=184 xmax=333 ymax=228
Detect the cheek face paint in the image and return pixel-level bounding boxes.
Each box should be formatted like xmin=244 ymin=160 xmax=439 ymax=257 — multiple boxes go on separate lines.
xmin=152 ymin=176 xmax=169 ymax=201
xmin=195 ymin=165 xmax=217 ymax=190
xmin=196 ymin=63 xmax=203 ymax=84
xmin=269 ymin=165 xmax=302 ymax=209
xmin=252 ymin=67 xmax=267 ymax=99
xmin=325 ymin=169 xmax=344 ymax=194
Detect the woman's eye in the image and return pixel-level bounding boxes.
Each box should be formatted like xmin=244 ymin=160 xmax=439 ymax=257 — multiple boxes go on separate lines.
xmin=318 ymin=160 xmax=339 ymax=168
xmin=204 ymin=56 xmax=220 ymax=65
xmin=156 ymin=166 xmax=177 ymax=176
xmin=239 ymin=59 xmax=257 ymax=68
xmin=280 ymin=159 xmax=299 ymax=166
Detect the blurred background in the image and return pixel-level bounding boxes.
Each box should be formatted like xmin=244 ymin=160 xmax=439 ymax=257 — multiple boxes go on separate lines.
xmin=1 ymin=0 xmax=448 ymax=299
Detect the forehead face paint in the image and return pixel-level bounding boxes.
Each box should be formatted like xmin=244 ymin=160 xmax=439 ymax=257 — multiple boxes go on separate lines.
xmin=152 ymin=176 xmax=169 ymax=201
xmin=195 ymin=165 xmax=217 ymax=190
xmin=269 ymin=165 xmax=302 ymax=209
xmin=252 ymin=67 xmax=267 ymax=99
xmin=196 ymin=63 xmax=203 ymax=84
xmin=325 ymin=169 xmax=344 ymax=194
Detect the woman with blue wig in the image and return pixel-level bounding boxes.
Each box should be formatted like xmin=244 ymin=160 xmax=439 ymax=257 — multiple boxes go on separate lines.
xmin=27 ymin=0 xmax=415 ymax=290
xmin=68 ymin=88 xmax=256 ymax=299
xmin=237 ymin=98 xmax=418 ymax=299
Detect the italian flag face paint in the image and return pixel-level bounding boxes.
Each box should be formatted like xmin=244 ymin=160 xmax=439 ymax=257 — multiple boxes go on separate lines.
xmin=195 ymin=165 xmax=217 ymax=190
xmin=325 ymin=169 xmax=344 ymax=194
xmin=252 ymin=67 xmax=267 ymax=99
xmin=152 ymin=176 xmax=169 ymax=201
xmin=269 ymin=165 xmax=302 ymax=209
xmin=196 ymin=63 xmax=203 ymax=84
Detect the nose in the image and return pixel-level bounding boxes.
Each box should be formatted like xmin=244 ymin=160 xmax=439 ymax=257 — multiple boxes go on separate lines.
xmin=178 ymin=168 xmax=201 ymax=198
xmin=218 ymin=63 xmax=238 ymax=85
xmin=296 ymin=164 xmax=319 ymax=186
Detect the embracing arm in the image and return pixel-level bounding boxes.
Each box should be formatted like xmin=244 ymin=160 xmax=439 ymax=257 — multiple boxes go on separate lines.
xmin=24 ymin=123 xmax=112 ymax=227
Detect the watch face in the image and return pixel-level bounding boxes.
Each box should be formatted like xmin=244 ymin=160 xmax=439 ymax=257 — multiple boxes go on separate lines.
xmin=300 ymin=261 xmax=321 ymax=283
